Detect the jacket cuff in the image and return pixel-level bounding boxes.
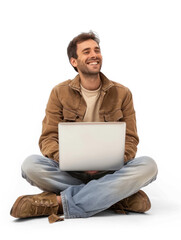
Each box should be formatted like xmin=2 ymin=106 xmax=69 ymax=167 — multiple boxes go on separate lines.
xmin=53 ymin=152 xmax=59 ymax=162
xmin=124 ymin=154 xmax=128 ymax=163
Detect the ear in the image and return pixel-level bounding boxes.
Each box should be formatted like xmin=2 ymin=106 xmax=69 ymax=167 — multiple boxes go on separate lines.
xmin=70 ymin=57 xmax=77 ymax=68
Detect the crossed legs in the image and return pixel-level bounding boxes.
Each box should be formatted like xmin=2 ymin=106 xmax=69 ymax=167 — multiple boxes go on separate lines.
xmin=21 ymin=155 xmax=158 ymax=218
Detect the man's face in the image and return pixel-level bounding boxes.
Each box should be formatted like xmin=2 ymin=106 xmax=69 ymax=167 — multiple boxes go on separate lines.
xmin=71 ymin=39 xmax=102 ymax=75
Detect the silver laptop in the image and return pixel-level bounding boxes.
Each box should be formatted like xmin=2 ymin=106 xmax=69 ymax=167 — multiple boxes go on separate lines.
xmin=58 ymin=122 xmax=126 ymax=171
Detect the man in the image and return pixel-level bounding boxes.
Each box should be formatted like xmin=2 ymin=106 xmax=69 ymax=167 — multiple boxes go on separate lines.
xmin=10 ymin=31 xmax=158 ymax=223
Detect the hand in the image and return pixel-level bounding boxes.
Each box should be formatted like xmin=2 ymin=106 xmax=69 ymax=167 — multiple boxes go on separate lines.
xmin=84 ymin=171 xmax=99 ymax=175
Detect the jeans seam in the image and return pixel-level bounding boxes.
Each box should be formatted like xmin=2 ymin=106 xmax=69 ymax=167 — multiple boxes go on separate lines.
xmin=61 ymin=191 xmax=70 ymax=218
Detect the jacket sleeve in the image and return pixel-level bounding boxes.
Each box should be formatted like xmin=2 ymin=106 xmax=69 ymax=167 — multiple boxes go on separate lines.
xmin=39 ymin=87 xmax=63 ymax=162
xmin=122 ymin=89 xmax=139 ymax=162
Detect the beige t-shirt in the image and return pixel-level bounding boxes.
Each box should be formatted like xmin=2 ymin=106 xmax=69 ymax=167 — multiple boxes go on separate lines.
xmin=81 ymin=84 xmax=102 ymax=122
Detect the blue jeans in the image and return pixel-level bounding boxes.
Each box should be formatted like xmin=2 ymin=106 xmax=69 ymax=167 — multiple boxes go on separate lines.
xmin=21 ymin=155 xmax=158 ymax=219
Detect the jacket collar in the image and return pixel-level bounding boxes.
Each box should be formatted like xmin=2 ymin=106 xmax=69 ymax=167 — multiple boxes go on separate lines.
xmin=69 ymin=72 xmax=114 ymax=93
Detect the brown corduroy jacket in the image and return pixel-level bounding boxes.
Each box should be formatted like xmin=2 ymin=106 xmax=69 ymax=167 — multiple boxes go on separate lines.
xmin=39 ymin=72 xmax=139 ymax=163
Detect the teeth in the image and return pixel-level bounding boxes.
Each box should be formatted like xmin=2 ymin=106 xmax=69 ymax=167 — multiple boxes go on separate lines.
xmin=89 ymin=62 xmax=98 ymax=65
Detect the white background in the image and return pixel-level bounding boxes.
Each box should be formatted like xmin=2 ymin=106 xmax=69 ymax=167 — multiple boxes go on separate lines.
xmin=0 ymin=0 xmax=181 ymax=239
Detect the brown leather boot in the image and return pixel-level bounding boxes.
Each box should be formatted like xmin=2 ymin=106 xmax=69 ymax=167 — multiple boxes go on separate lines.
xmin=10 ymin=192 xmax=61 ymax=219
xmin=110 ymin=190 xmax=151 ymax=214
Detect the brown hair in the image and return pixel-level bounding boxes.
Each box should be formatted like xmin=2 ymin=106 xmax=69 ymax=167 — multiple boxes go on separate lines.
xmin=67 ymin=31 xmax=100 ymax=72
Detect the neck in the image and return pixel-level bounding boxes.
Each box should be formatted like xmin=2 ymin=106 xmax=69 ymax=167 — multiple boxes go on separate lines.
xmin=79 ymin=72 xmax=101 ymax=90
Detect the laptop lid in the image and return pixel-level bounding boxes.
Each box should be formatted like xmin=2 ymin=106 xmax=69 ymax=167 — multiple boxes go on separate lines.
xmin=58 ymin=122 xmax=126 ymax=171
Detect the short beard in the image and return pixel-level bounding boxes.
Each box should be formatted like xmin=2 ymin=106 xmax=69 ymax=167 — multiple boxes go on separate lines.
xmin=77 ymin=63 xmax=102 ymax=76
xmin=81 ymin=69 xmax=100 ymax=76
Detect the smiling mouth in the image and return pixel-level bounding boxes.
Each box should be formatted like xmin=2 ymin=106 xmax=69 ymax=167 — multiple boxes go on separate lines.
xmin=87 ymin=61 xmax=99 ymax=65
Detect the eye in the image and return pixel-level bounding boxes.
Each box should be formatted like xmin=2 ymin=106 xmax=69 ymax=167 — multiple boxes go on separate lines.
xmin=95 ymin=49 xmax=101 ymax=53
xmin=83 ymin=51 xmax=90 ymax=55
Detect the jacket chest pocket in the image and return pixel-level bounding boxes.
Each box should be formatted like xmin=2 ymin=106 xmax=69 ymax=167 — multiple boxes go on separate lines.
xmin=62 ymin=108 xmax=79 ymax=122
xmin=104 ymin=110 xmax=123 ymax=122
